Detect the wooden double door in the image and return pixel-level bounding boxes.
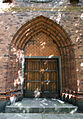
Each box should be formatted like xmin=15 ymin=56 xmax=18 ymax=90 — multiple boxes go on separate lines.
xmin=24 ymin=58 xmax=59 ymax=98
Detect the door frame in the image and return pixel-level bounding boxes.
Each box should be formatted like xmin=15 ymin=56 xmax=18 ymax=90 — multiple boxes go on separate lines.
xmin=22 ymin=56 xmax=62 ymax=97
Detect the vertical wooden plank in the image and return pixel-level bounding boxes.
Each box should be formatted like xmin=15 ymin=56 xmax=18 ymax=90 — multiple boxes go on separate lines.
xmin=54 ymin=60 xmax=56 ymax=92
xmin=36 ymin=60 xmax=38 ymax=89
xmin=25 ymin=60 xmax=26 ymax=91
xmin=30 ymin=61 xmax=32 ymax=91
xmin=56 ymin=60 xmax=58 ymax=93
xmin=35 ymin=61 xmax=36 ymax=90
xmin=39 ymin=60 xmax=41 ymax=91
xmin=36 ymin=61 xmax=37 ymax=89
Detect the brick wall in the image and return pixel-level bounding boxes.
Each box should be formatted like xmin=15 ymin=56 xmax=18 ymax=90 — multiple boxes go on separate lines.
xmin=0 ymin=1 xmax=83 ymax=100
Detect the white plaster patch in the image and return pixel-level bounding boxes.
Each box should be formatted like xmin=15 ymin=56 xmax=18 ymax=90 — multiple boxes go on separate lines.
xmin=80 ymin=13 xmax=83 ymax=20
xmin=13 ymin=47 xmax=17 ymax=52
xmin=78 ymin=88 xmax=80 ymax=92
xmin=75 ymin=23 xmax=78 ymax=26
xmin=76 ymin=30 xmax=78 ymax=33
xmin=77 ymin=80 xmax=80 ymax=86
xmin=80 ymin=63 xmax=83 ymax=67
xmin=76 ymin=37 xmax=80 ymax=42
xmin=12 ymin=11 xmax=16 ymax=14
xmin=80 ymin=33 xmax=82 ymax=36
xmin=56 ymin=12 xmax=62 ymax=24
xmin=0 ymin=3 xmax=14 ymax=13
xmin=50 ymin=16 xmax=54 ymax=20
xmin=76 ymin=68 xmax=79 ymax=72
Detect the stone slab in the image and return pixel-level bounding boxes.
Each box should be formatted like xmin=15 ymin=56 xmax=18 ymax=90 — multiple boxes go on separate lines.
xmin=5 ymin=98 xmax=78 ymax=113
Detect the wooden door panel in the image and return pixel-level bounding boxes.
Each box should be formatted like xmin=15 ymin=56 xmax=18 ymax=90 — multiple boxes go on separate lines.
xmin=26 ymin=72 xmax=40 ymax=81
xmin=24 ymin=58 xmax=59 ymax=98
xmin=43 ymin=82 xmax=56 ymax=91
xmin=26 ymin=82 xmax=41 ymax=91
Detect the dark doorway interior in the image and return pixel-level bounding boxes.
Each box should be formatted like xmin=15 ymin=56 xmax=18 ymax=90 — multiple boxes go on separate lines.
xmin=23 ymin=58 xmax=60 ymax=98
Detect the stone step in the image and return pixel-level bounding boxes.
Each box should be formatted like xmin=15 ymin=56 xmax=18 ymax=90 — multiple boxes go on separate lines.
xmin=5 ymin=98 xmax=78 ymax=113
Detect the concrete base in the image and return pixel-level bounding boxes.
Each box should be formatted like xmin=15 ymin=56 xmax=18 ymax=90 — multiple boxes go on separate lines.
xmin=5 ymin=98 xmax=78 ymax=113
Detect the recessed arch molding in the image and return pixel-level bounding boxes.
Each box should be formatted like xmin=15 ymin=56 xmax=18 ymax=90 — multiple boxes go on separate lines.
xmin=7 ymin=15 xmax=77 ymax=99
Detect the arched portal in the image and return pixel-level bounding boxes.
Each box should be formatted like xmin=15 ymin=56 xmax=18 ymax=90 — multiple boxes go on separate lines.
xmin=8 ymin=16 xmax=77 ymax=98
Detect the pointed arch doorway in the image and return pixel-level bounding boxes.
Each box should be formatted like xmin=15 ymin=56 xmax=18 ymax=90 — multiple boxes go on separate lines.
xmin=9 ymin=15 xmax=76 ymax=99
xmin=22 ymin=30 xmax=62 ymax=98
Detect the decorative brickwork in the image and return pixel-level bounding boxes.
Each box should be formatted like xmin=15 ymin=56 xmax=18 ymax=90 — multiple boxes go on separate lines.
xmin=25 ymin=32 xmax=60 ymax=56
xmin=6 ymin=16 xmax=76 ymax=97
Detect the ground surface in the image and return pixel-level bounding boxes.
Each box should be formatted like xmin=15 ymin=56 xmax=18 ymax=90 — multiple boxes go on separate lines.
xmin=0 ymin=113 xmax=83 ymax=119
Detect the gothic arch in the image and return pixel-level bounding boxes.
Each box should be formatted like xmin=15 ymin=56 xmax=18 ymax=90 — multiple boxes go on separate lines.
xmin=8 ymin=15 xmax=77 ymax=93
xmin=11 ymin=16 xmax=71 ymax=53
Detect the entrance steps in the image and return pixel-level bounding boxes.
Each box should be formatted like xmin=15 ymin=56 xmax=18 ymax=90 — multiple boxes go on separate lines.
xmin=5 ymin=98 xmax=78 ymax=113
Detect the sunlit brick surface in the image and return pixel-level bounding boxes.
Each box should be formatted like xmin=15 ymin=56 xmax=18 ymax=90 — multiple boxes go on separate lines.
xmin=0 ymin=2 xmax=83 ymax=104
xmin=5 ymin=16 xmax=77 ymax=93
